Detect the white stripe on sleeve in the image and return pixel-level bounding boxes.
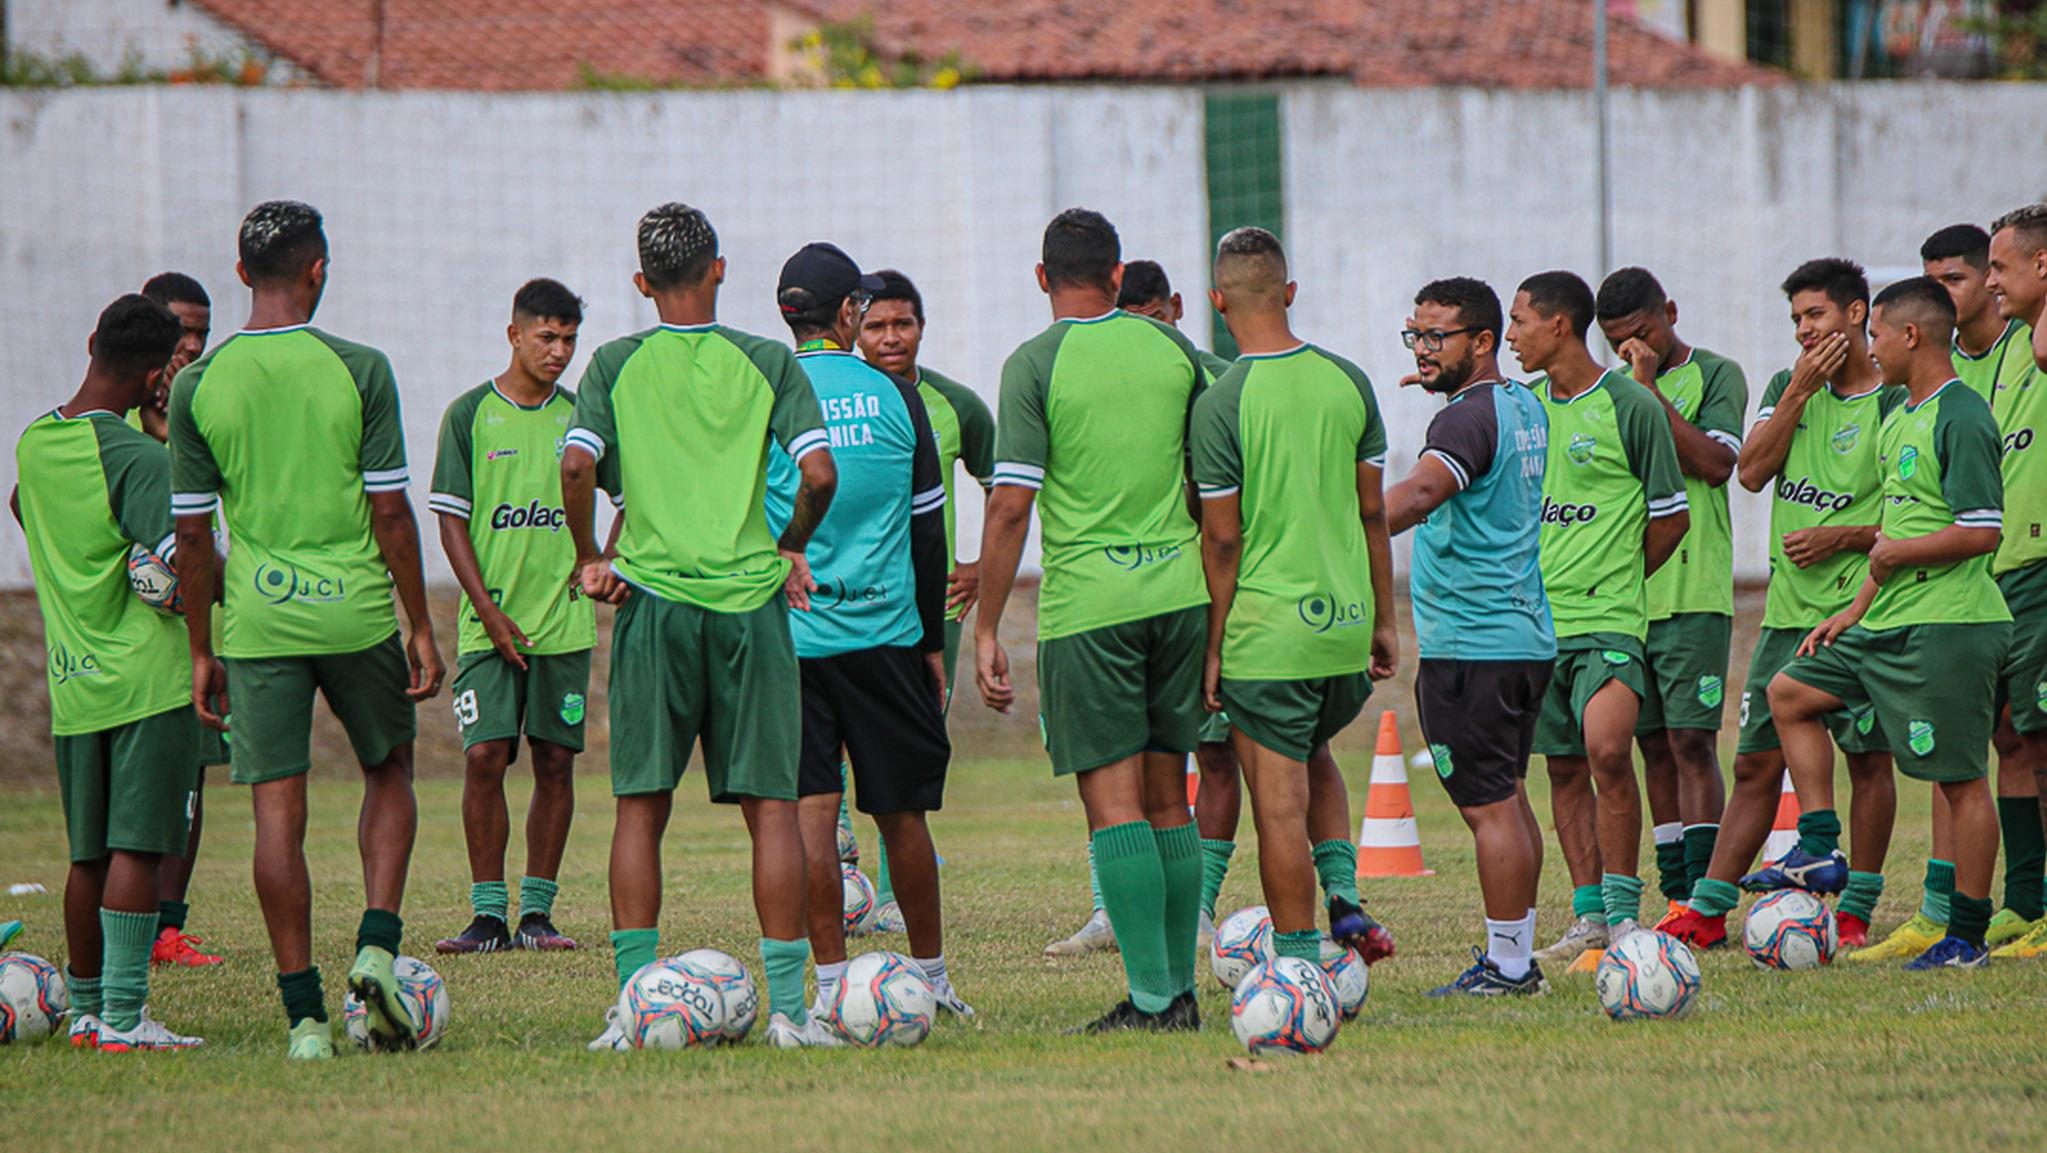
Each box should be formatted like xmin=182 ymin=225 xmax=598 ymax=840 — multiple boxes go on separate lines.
xmin=362 ymin=467 xmax=411 ymax=493
xmin=171 ymin=491 xmax=219 ymax=516
xmin=991 ymin=461 xmax=1045 ymax=490
xmin=563 ymin=428 xmax=606 ymax=461
xmin=427 ymin=493 xmax=472 ymax=519
xmin=786 ymin=429 xmax=831 ymax=462
xmin=1422 ymin=448 xmax=1469 ymax=491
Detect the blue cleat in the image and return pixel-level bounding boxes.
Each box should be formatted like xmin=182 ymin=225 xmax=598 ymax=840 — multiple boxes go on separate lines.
xmin=1328 ymin=897 xmax=1395 ymax=964
xmin=1739 ymin=847 xmax=1847 ymax=894
xmin=1903 ymin=935 xmax=1990 ymax=971
xmin=1427 ymin=947 xmax=1548 ymax=997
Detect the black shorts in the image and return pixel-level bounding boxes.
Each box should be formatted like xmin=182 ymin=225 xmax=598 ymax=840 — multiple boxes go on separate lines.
xmin=1414 ymin=658 xmax=1553 ymax=808
xmin=797 ymin=646 xmax=951 ymax=814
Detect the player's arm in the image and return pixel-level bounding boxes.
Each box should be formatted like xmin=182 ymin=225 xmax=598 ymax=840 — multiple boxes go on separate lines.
xmin=356 ymin=357 xmax=442 ymax=701
xmin=1358 ymin=461 xmax=1398 ymax=682
xmin=429 ymin=398 xmax=530 ymax=667
xmin=1868 ymin=401 xmax=2004 ymax=579
xmin=1738 ymin=339 xmax=1846 ymax=491
xmin=1800 ymin=573 xmax=1879 ymax=655
xmin=1624 ymin=384 xmax=1690 ymax=575
xmin=977 ymin=345 xmax=1053 ymax=714
xmin=1387 ymin=392 xmax=1495 ymax=535
xmin=1197 ymin=491 xmax=1242 ymax=713
xmin=757 ymin=340 xmax=837 ymax=612
xmin=167 ymin=370 xmax=229 ymax=729
xmin=1624 ymin=340 xmax=1736 ymax=486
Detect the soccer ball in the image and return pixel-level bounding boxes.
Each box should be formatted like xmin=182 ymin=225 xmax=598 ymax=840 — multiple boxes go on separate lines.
xmin=126 ymin=543 xmax=181 ymax=614
xmin=826 ymin=950 xmax=936 ymax=1048
xmin=0 ymin=952 xmax=67 ymax=1043
xmin=1744 ymin=890 xmax=1837 ymax=970
xmin=1230 ymin=956 xmax=1343 ymax=1055
xmin=1317 ymin=936 xmax=1370 ymax=1021
xmin=671 ymin=948 xmax=758 ymax=1043
xmin=1594 ymin=930 xmax=1702 ymax=1021
xmin=616 ymin=957 xmax=725 ymax=1050
xmin=842 ymin=864 xmax=878 ymax=937
xmin=1210 ymin=905 xmax=1274 ymax=990
xmin=343 ymin=955 xmax=451 ymax=1050
xmin=837 ymin=819 xmax=859 ymax=863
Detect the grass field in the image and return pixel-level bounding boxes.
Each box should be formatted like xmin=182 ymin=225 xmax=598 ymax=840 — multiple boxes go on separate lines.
xmin=2 ymin=587 xmax=2045 ymax=1152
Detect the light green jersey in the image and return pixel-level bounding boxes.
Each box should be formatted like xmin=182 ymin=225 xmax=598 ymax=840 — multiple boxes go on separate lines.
xmin=1865 ymin=379 xmax=2010 ymax=630
xmin=1954 ymin=321 xmax=2047 ymax=574
xmin=567 ymin=324 xmax=826 ymax=613
xmin=1755 ymin=371 xmax=1905 ymax=629
xmin=167 ymin=326 xmax=408 ymax=659
xmin=429 ymin=383 xmax=597 ymax=657
xmin=913 ymin=366 xmax=996 ymax=576
xmin=1537 ymin=370 xmax=1687 ymax=641
xmin=994 ymin=310 xmax=1210 ymax=641
xmin=1646 ymin=348 xmax=1747 ymax=619
xmin=17 ymin=410 xmax=189 ymax=735
xmin=1190 ymin=344 xmax=1386 ymax=680
xmin=1952 ymin=319 xmax=2032 ymax=404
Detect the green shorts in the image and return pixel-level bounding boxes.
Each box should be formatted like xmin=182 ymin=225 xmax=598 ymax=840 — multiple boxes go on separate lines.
xmin=1736 ymin=626 xmax=1887 ymax=755
xmin=197 ymin=726 xmax=231 ymax=769
xmin=1997 ymin=561 xmax=2047 ymax=735
xmin=451 ymin=649 xmax=591 ymax=755
xmin=1198 ymin=708 xmax=1232 ymax=746
xmin=1036 ymin=605 xmax=1205 ymax=777
xmin=54 ymin=705 xmax=200 ymax=862
xmin=1219 ymin=674 xmax=1370 ymax=763
xmin=942 ymin=617 xmax=962 ymax=715
xmin=1533 ymin=634 xmax=1647 ymax=758
xmin=1778 ymin=620 xmax=2011 ymax=783
xmin=608 ymin=591 xmax=799 ymax=802
xmin=223 ymin=633 xmax=417 ymax=785
xmin=1635 ymin=612 xmax=1731 ymax=734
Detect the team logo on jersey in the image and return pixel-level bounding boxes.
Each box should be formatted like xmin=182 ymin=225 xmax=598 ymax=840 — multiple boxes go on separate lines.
xmin=1539 ymin=497 xmax=1597 ymax=526
xmin=1567 ymin=433 xmax=1597 ymax=465
xmin=1831 ymin=423 xmax=1862 ymax=454
xmin=254 ymin=563 xmax=345 ymax=605
xmin=1697 ymin=675 xmax=1723 ymax=708
xmin=1776 ymin=476 xmax=1855 ymax=514
xmin=561 ymin=692 xmax=585 ymax=726
xmin=816 ymin=579 xmax=887 ymax=609
xmin=490 ymin=501 xmax=568 ymax=532
xmin=46 ymin=643 xmax=101 ymax=686
xmin=1907 ymin=719 xmax=1936 ymax=757
xmin=486 ymin=448 xmax=520 ymax=461
xmin=1430 ymin=743 xmax=1453 ymax=780
xmin=1103 ymin=543 xmax=1183 ymax=571
xmin=1297 ymin=592 xmax=1367 ymax=634
xmin=1898 ymin=445 xmax=1919 ymax=480
xmin=555 ymin=435 xmax=568 ymax=458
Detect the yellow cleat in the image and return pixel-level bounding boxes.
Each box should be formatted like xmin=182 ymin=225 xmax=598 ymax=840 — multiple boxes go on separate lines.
xmin=1567 ymin=947 xmax=1606 ymax=974
xmin=1989 ymin=917 xmax=2047 ymax=959
xmin=1985 ymin=908 xmax=2033 ymax=948
xmin=1845 ymin=913 xmax=1944 ymax=961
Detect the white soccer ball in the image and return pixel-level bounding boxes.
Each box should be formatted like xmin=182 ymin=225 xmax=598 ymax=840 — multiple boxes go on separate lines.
xmin=837 ymin=820 xmax=859 ymax=864
xmin=1317 ymin=936 xmax=1370 ymax=1021
xmin=1743 ymin=890 xmax=1838 ymax=970
xmin=1595 ymin=930 xmax=1702 ymax=1021
xmin=0 ymin=952 xmax=67 ymax=1043
xmin=827 ymin=950 xmax=936 ymax=1048
xmin=614 ymin=957 xmax=725 ymax=1050
xmin=126 ymin=543 xmax=181 ymax=614
xmin=670 ymin=948 xmax=758 ymax=1043
xmin=1230 ymin=955 xmax=1343 ymax=1055
xmin=342 ymin=955 xmax=451 ymax=1050
xmin=1210 ymin=905 xmax=1274 ymax=990
xmin=842 ymin=864 xmax=878 ymax=937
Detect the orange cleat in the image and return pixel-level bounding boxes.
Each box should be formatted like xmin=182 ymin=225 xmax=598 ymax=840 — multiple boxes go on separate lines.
xmin=151 ymin=928 xmax=223 ymax=967
xmin=1837 ymin=912 xmax=1869 ymax=949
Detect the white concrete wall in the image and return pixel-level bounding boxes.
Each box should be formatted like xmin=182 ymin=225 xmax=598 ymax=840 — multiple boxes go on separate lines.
xmin=6 ymin=0 xmax=261 ymax=76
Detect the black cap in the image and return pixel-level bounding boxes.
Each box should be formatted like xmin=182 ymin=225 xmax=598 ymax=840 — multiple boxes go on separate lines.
xmin=777 ymin=242 xmax=885 ymax=315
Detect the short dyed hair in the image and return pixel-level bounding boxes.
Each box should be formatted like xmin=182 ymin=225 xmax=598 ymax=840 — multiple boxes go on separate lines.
xmin=637 ymin=203 xmax=719 ymax=291
xmin=1992 ymin=203 xmax=2047 ymax=256
xmin=238 ymin=200 xmax=326 ymax=284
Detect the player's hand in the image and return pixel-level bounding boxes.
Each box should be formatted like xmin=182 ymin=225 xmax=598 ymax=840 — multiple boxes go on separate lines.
xmin=1202 ymin=649 xmax=1223 ymax=713
xmin=1867 ymin=532 xmax=1900 ymax=584
xmin=924 ymin=650 xmax=949 ymax=711
xmin=1369 ymin=620 xmax=1400 ymax=682
xmin=191 ymin=653 xmax=230 ymax=731
xmin=976 ymin=633 xmax=1013 ymax=714
xmin=946 ymin=561 xmax=980 ymax=618
xmin=1619 ymin=338 xmax=1659 ymax=387
xmin=1780 ymin=526 xmax=1843 ymax=569
xmin=1789 ymin=333 xmax=1850 ymax=399
xmin=406 ymin=628 xmax=445 ymax=701
xmin=781 ymin=549 xmax=816 ymax=612
xmin=1398 ymin=371 xmax=1425 ymax=388
xmin=575 ymin=559 xmax=629 ymax=605
xmin=1798 ymin=610 xmax=1859 ymax=656
xmin=481 ymin=605 xmax=531 ymax=671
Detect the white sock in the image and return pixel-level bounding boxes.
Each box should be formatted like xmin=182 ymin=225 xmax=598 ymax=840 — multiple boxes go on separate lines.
xmin=815 ymin=960 xmax=848 ymax=1010
xmin=913 ymin=954 xmax=949 ymax=994
xmin=1652 ymin=822 xmax=1683 ymax=846
xmin=1486 ymin=918 xmax=1532 ymax=980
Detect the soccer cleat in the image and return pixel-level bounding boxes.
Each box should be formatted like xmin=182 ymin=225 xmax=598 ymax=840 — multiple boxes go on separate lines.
xmin=1837 ymin=912 xmax=1870 ymax=949
xmin=1660 ymin=907 xmax=1728 ymax=950
xmin=587 ymin=1004 xmax=630 ymax=1052
xmin=286 ymin=1018 xmax=334 ymax=1060
xmin=68 ymin=1012 xmax=101 ymax=1050
xmin=1740 ymin=847 xmax=1847 ymax=894
xmin=933 ymin=985 xmax=977 ymax=1019
xmin=1532 ymin=916 xmax=1608 ymax=965
xmin=347 ymin=946 xmax=419 ymax=1050
xmin=1328 ymin=897 xmax=1395 ymax=964
xmin=1903 ymin=935 xmax=1990 ymax=971
xmin=1196 ymin=908 xmax=1215 ymax=951
xmin=1566 ymin=947 xmax=1605 ymax=974
xmin=0 ymin=919 xmax=20 ymax=950
xmin=1066 ymin=998 xmax=1164 ymax=1035
xmin=1427 ymin=947 xmax=1549 ymax=997
xmin=96 ymin=1012 xmax=204 ymax=1052
xmin=872 ymin=901 xmax=908 ymax=934
xmin=151 ymin=928 xmax=223 ymax=967
xmin=435 ymin=914 xmax=512 ymax=955
xmin=1158 ymin=990 xmax=1201 ymax=1032
xmin=1985 ymin=908 xmax=2033 ymax=948
xmin=1847 ymin=913 xmax=1945 ymax=962
xmin=1652 ymin=901 xmax=1688 ymax=933
xmin=513 ymin=913 xmax=578 ymax=952
xmin=1044 ymin=908 xmax=1117 ymax=957
xmin=1990 ymin=917 xmax=2047 ymax=959
xmin=764 ymin=1012 xmax=845 ymax=1048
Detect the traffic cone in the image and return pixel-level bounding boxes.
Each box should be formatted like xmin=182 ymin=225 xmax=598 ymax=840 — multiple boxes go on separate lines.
xmin=1358 ymin=711 xmax=1432 ymax=877
xmin=1185 ymin=757 xmax=1199 ymax=812
xmin=1762 ymin=770 xmax=1801 ymax=863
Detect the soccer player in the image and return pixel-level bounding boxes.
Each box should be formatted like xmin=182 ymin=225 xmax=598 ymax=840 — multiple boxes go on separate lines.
xmin=428 ymin=278 xmax=592 ymax=955
xmin=1510 ymin=271 xmax=1688 ymax=971
xmin=1664 ymin=259 xmax=1899 ymax=951
xmin=975 ymin=209 xmax=1211 ymax=1032
xmin=134 ymin=271 xmax=225 ymax=969
xmin=1593 ymin=269 xmax=1747 ymax=924
xmin=564 ymin=204 xmax=841 ymax=1049
xmin=1385 ymin=277 xmax=1556 ymax=995
xmin=1192 ymin=226 xmax=1394 ymax=984
xmin=854 ymin=267 xmax=994 ymax=935
xmin=15 ymin=294 xmax=203 ymax=1050
xmin=768 ymin=243 xmax=964 ymax=1021
xmin=170 ymin=201 xmax=443 ymax=1059
xmin=1767 ymin=276 xmax=2010 ymax=970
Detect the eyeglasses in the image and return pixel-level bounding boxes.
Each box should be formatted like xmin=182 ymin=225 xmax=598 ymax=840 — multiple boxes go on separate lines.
xmin=1401 ymin=326 xmax=1481 ymax=352
xmin=852 ymin=291 xmax=874 ymax=314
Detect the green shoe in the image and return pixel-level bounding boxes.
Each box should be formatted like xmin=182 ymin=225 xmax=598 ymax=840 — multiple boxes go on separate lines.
xmin=1986 ymin=908 xmax=2034 ymax=948
xmin=346 ymin=946 xmax=417 ymax=1051
xmin=0 ymin=920 xmax=21 ymax=950
xmin=287 ymin=1018 xmax=334 ymax=1060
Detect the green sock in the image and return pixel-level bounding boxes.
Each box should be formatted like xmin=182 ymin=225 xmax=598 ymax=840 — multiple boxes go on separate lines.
xmin=1920 ymin=859 xmax=1955 ymax=925
xmin=1274 ymin=928 xmax=1321 ymax=962
xmin=356 ymin=908 xmax=403 ymax=956
xmin=276 ymin=966 xmax=327 ymax=1025
xmin=1840 ymin=870 xmax=1885 ymax=923
xmin=876 ymin=841 xmax=896 ymax=906
xmin=157 ymin=898 xmax=189 ymax=934
xmin=1087 ymin=840 xmax=1105 ymax=913
xmin=1653 ymin=825 xmax=1688 ymax=901
xmin=1572 ymin=884 xmax=1607 ymax=923
xmin=518 ymin=876 xmax=559 ymax=920
xmin=471 ymin=880 xmax=509 ymax=923
xmin=1198 ymin=839 xmax=1236 ymax=919
xmin=98 ymin=908 xmax=157 ymax=1032
xmin=1683 ymin=824 xmax=1718 ymax=893
xmin=1601 ymin=873 xmax=1644 ymax=928
xmin=1998 ymin=796 xmax=2046 ymax=921
xmin=759 ymin=937 xmax=811 ymax=1025
xmin=1688 ymin=877 xmax=1742 ymax=917
xmin=610 ymin=928 xmax=660 ymax=991
xmin=1950 ymin=893 xmax=1993 ymax=948
xmin=65 ymin=969 xmax=102 ymax=1020
xmin=1092 ymin=821 xmax=1174 ymax=1013
xmin=1311 ymin=838 xmax=1360 ymax=907
xmin=1154 ymin=824 xmax=1201 ymax=995
xmin=1796 ymin=809 xmax=1841 ymax=857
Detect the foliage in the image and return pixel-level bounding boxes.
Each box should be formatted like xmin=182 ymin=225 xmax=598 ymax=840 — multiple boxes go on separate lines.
xmin=790 ymin=17 xmax=970 ymax=89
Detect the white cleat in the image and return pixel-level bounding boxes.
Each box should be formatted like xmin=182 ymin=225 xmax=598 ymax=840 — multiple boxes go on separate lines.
xmin=873 ymin=901 xmax=908 ymax=934
xmin=1531 ymin=915 xmax=1609 ymax=965
xmin=1044 ymin=908 xmax=1118 ymax=957
xmin=587 ymin=1004 xmax=630 ymax=1051
xmin=1606 ymin=918 xmax=1640 ymax=945
xmin=933 ymin=984 xmax=977 ymax=1020
xmin=68 ymin=1012 xmax=102 ymax=1050
xmin=95 ymin=1012 xmax=203 ymax=1052
xmin=765 ymin=1011 xmax=845 ymax=1048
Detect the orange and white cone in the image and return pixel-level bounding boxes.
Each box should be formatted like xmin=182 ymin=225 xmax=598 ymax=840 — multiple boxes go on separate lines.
xmin=1762 ymin=770 xmax=1801 ymax=863
xmin=1357 ymin=711 xmax=1432 ymax=878
xmin=1185 ymin=757 xmax=1200 ymax=812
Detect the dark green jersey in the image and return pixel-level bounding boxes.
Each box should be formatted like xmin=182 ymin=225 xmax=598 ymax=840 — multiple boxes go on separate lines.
xmin=1537 ymin=370 xmax=1688 ymax=641
xmin=1190 ymin=344 xmax=1386 ymax=679
xmin=993 ymin=310 xmax=1210 ymax=640
xmin=17 ymin=411 xmax=189 ymax=735
xmin=430 ymin=383 xmax=598 ymax=657
xmin=1953 ymin=321 xmax=2047 ymax=575
xmin=913 ymin=366 xmax=995 ymax=573
xmin=1646 ymin=348 xmax=1748 ymax=619
xmin=1865 ymin=380 xmax=2010 ymax=630
xmin=1756 ymin=372 xmax=1905 ymax=629
xmin=1198 ymin=350 xmax=1235 ymax=382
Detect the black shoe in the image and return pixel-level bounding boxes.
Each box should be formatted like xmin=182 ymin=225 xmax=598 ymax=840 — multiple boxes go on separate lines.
xmin=514 ymin=913 xmax=580 ymax=951
xmin=1066 ymin=998 xmax=1164 ymax=1035
xmin=1158 ymin=990 xmax=1202 ymax=1032
xmin=434 ymin=914 xmax=511 ymax=954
